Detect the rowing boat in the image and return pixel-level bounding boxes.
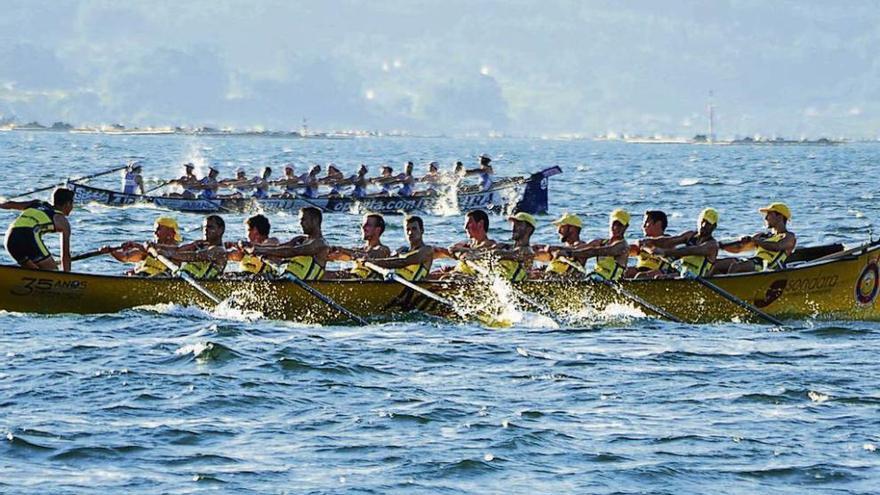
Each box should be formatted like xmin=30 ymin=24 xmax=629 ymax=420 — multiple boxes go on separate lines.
xmin=3 ymin=240 xmax=878 ymax=324
xmin=67 ymin=167 xmax=561 ymax=215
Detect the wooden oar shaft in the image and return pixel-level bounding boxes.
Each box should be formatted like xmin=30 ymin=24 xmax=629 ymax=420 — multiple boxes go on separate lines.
xmin=262 ymin=258 xmax=366 ymax=325
xmin=692 ymin=276 xmax=784 ymax=326
xmin=558 ymin=257 xmax=684 ymax=323
xmin=71 ymin=245 xmax=122 ymax=262
xmin=10 ymin=165 xmax=128 ymax=200
xmin=151 ymin=252 xmax=223 ymax=305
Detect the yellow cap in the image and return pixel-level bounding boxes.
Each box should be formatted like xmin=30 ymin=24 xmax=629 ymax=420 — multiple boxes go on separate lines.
xmin=552 ymin=212 xmax=582 ymax=229
xmin=699 ymin=208 xmax=719 ymax=226
xmin=609 ymin=208 xmax=630 ymax=227
xmin=154 ymin=216 xmax=182 ymax=242
xmin=508 ymin=212 xmax=537 ymax=229
xmin=759 ymin=202 xmax=791 ymax=220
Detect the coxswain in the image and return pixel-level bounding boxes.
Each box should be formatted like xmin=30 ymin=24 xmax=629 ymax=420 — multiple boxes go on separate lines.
xmin=326 ymin=213 xmax=391 ymax=279
xmin=533 ymin=212 xmax=588 ymax=278
xmin=122 ymin=161 xmax=145 ymax=195
xmin=252 ymin=167 xmax=272 ymax=199
xmin=250 ymin=206 xmax=328 ymax=280
xmin=647 ymin=208 xmax=720 ymax=278
xmin=713 ymin=202 xmax=797 ymax=273
xmin=153 ymin=215 xmax=227 ymax=279
xmin=2 ymin=187 xmax=74 ymax=271
xmin=226 ymin=214 xmax=280 ymax=276
xmin=103 ymin=216 xmax=182 ymax=277
xmin=555 ymin=209 xmax=630 ymax=281
xmin=361 ymin=215 xmax=433 ymax=281
xmin=168 ymin=162 xmax=199 ymax=198
xmin=432 ymin=209 xmax=497 ymax=278
xmin=624 ymin=210 xmax=673 ymax=279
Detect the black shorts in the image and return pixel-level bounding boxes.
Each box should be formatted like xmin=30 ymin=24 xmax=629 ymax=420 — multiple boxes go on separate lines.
xmin=5 ymin=227 xmax=51 ymax=265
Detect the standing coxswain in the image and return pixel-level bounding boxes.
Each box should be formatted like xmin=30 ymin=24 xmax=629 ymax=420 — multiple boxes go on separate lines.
xmin=122 ymin=161 xmax=145 ymax=195
xmin=2 ymin=188 xmax=75 ymax=272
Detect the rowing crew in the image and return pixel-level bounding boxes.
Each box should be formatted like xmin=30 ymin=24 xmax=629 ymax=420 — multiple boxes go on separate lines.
xmin=125 ymin=154 xmax=497 ymax=200
xmin=0 ymin=197 xmax=794 ymax=285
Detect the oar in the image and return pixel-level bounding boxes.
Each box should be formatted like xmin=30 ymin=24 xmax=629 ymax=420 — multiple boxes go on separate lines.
xmin=9 ymin=165 xmax=129 ymax=200
xmin=364 ymin=261 xmax=507 ymax=327
xmin=144 ymin=180 xmax=172 ymax=195
xmin=71 ymin=245 xmax=123 ymax=262
xmin=149 ymin=250 xmax=223 ymax=305
xmin=264 ymin=259 xmax=367 ymax=325
xmin=558 ymin=257 xmax=684 ymax=323
xmin=653 ymin=255 xmax=784 ymax=326
xmin=464 ymin=259 xmax=562 ymax=324
xmin=691 ymin=276 xmax=785 ymax=326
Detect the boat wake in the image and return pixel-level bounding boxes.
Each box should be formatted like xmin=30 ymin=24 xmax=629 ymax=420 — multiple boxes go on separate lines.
xmin=134 ymin=302 xmax=264 ymax=322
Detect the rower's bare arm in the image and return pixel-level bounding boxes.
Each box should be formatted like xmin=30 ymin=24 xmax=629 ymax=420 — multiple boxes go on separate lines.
xmin=644 ymin=231 xmax=694 ymax=249
xmin=433 ymin=246 xmax=453 ymax=259
xmin=571 ymin=240 xmax=625 ymax=259
xmin=755 ymin=232 xmax=796 ymax=253
xmin=664 ymin=240 xmax=719 ymax=259
xmin=58 ymin=216 xmax=71 ymax=272
xmin=369 ymin=247 xmax=429 ymax=269
xmin=720 ymin=237 xmax=756 ymax=253
xmin=255 ymin=238 xmax=326 ymax=258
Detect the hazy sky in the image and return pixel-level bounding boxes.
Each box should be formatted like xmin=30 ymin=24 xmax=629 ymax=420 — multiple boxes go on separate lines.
xmin=1 ymin=0 xmax=878 ymax=137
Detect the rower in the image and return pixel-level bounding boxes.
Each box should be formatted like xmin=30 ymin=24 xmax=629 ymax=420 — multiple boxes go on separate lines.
xmin=624 ymin=210 xmax=673 ymax=279
xmin=222 ymin=168 xmax=252 ymax=197
xmin=489 ymin=212 xmax=536 ymax=282
xmin=2 ymin=188 xmax=74 ymax=272
xmin=555 ymin=209 xmax=630 ymax=281
xmin=252 ymin=167 xmax=272 ymax=199
xmin=197 ymin=167 xmax=220 ymax=200
xmin=250 ymin=206 xmax=328 ymax=280
xmin=351 ymin=164 xmax=369 ymax=199
xmin=226 ymin=214 xmax=280 ymax=276
xmin=276 ymin=164 xmax=299 ymax=197
xmin=643 ymin=208 xmax=720 ymax=278
xmin=322 ymin=164 xmax=345 ymax=197
xmin=326 ymin=213 xmax=391 ymax=279
xmin=362 ymin=215 xmax=433 ymax=281
xmin=168 ymin=162 xmax=199 ymax=198
xmin=419 ymin=161 xmax=442 ymax=195
xmin=103 ymin=216 xmax=182 ymax=277
xmin=372 ymin=165 xmax=395 ymax=196
xmin=432 ymin=209 xmax=498 ymax=278
xmin=397 ymin=161 xmax=416 ymax=197
xmin=533 ymin=212 xmax=588 ymax=278
xmin=464 ymin=154 xmax=494 ymax=191
xmin=713 ymin=202 xmax=797 ymax=273
xmin=299 ymin=165 xmax=321 ymax=199
xmin=154 ymin=215 xmax=227 ymax=279
xmin=122 ymin=161 xmax=145 ymax=195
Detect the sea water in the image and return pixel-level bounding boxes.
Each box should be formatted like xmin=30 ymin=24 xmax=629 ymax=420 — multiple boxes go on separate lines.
xmin=1 ymin=132 xmax=879 ymax=493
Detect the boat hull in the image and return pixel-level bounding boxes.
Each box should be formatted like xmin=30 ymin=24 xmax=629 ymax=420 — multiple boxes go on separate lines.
xmin=2 ymin=242 xmax=879 ymax=323
xmin=68 ymin=167 xmax=559 ymax=215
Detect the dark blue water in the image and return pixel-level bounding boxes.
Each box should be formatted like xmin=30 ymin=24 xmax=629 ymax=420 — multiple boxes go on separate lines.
xmin=2 ymin=132 xmax=879 ymax=493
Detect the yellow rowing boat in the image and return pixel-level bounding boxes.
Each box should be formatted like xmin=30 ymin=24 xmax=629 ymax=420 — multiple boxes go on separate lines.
xmin=2 ymin=241 xmax=878 ymax=323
